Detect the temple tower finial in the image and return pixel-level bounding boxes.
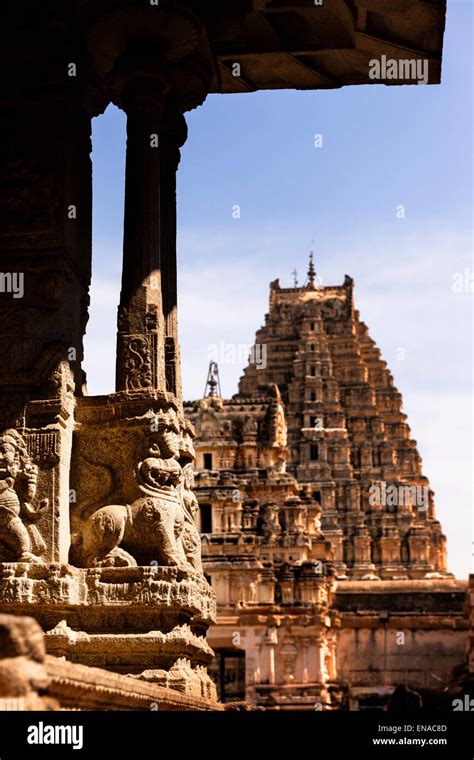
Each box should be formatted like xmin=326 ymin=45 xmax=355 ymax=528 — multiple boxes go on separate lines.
xmin=307 ymin=251 xmax=316 ymax=288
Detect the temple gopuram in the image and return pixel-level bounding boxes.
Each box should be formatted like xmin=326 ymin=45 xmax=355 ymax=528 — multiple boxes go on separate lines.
xmin=185 ymin=257 xmax=469 ymax=709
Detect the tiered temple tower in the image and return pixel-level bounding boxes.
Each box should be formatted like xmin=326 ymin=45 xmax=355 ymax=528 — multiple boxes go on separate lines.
xmin=238 ymin=255 xmax=448 ymax=581
xmin=185 ymin=255 xmax=465 ymax=709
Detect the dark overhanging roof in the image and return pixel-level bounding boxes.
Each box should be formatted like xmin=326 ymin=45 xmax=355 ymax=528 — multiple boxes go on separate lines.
xmin=1 ymin=0 xmax=447 ymax=113
xmin=203 ymin=0 xmax=447 ymax=92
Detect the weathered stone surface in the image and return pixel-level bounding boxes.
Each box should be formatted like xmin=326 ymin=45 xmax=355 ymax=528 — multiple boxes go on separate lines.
xmin=45 ymin=653 xmax=223 ymax=710
xmin=335 ymin=579 xmax=468 ymax=700
xmin=71 ymin=396 xmax=199 ymax=570
xmin=0 ymin=611 xmax=220 ymax=710
xmin=204 ymin=1 xmax=447 ymax=93
xmin=0 ymin=614 xmax=59 ymax=710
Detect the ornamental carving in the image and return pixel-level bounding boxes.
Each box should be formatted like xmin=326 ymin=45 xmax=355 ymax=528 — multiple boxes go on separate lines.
xmin=74 ymin=411 xmax=201 ymax=572
xmin=0 ymin=430 xmax=48 ymax=563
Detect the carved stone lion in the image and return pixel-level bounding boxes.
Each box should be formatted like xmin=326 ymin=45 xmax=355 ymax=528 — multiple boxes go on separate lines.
xmin=75 ymin=413 xmax=202 ymax=571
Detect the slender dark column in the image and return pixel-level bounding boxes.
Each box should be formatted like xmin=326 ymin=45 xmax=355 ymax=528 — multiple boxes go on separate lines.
xmin=159 ymin=106 xmax=187 ymax=401
xmin=115 ymin=82 xmax=187 ymax=400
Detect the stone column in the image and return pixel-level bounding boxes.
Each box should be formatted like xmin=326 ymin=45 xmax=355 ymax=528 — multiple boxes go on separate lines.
xmin=160 ymin=108 xmax=185 ymax=402
xmin=0 ymin=91 xmax=92 ymax=565
xmin=115 ymin=75 xmax=187 ymax=400
xmin=314 ymin=632 xmax=326 ymax=682
xmin=266 ymin=629 xmax=277 ymax=685
xmin=301 ymin=636 xmax=310 ymax=684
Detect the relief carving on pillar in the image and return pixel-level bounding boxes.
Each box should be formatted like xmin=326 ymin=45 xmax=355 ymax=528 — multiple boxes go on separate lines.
xmin=0 ymin=430 xmax=48 ymax=563
xmin=73 ymin=409 xmax=202 ymax=572
xmin=123 ymin=335 xmax=155 ymax=391
xmin=117 ymin=309 xmax=162 ymax=392
xmin=180 ymin=462 xmax=202 ymax=573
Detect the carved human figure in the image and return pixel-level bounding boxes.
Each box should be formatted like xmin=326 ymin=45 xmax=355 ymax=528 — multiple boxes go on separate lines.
xmin=85 ymin=569 xmax=104 ymax=604
xmin=248 ymin=581 xmax=257 ymax=604
xmin=48 ymin=565 xmax=70 ymax=603
xmin=274 ymin=397 xmax=287 ymax=448
xmin=0 ymin=430 xmax=47 ymax=563
xmin=261 ymin=501 xmax=281 ymax=542
xmin=242 ymin=416 xmax=258 ymax=443
xmin=242 ymin=500 xmax=259 ymax=530
xmin=137 ymin=568 xmax=156 ymax=603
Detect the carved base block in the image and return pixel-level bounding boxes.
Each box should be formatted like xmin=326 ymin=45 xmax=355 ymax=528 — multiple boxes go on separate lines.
xmin=0 ymin=612 xmax=220 ymax=710
xmin=0 ymin=391 xmax=217 ymax=700
xmin=0 ymin=563 xmax=217 ymax=700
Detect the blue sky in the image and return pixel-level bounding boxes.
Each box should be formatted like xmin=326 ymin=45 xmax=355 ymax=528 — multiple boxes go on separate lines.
xmin=85 ymin=1 xmax=472 ymax=579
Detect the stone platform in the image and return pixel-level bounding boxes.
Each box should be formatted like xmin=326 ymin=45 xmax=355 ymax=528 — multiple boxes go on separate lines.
xmin=0 ymin=563 xmax=216 ymax=699
xmin=0 ymin=613 xmax=221 ymax=711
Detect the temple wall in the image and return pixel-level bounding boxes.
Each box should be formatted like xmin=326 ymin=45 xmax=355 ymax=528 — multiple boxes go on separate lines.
xmin=335 ymin=580 xmax=468 ymax=693
xmin=337 ymin=623 xmax=467 ymax=690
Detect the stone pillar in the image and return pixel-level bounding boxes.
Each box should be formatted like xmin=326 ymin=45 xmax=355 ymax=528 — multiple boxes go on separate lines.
xmin=115 ymin=75 xmax=187 ymax=400
xmin=215 ymin=505 xmax=224 ymax=533
xmin=0 ymin=91 xmax=92 ymax=566
xmin=301 ymin=636 xmax=310 ymax=684
xmin=265 ymin=626 xmax=278 ymax=685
